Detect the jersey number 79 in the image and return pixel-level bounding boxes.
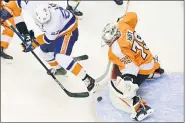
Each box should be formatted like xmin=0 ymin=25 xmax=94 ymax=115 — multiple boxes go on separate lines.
xmin=131 ymin=32 xmax=149 ymax=60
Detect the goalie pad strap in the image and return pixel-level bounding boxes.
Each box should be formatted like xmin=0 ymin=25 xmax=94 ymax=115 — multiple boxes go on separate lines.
xmin=111 ymin=80 xmax=123 ymax=95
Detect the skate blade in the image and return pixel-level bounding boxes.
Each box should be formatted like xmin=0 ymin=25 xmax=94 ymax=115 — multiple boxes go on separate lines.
xmin=1 ymin=57 xmax=13 ymax=64
xmin=137 ymin=109 xmax=155 ymax=121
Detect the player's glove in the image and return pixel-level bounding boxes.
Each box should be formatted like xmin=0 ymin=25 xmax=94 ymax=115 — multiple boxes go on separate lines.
xmin=21 ymin=42 xmax=35 ymax=52
xmin=21 ymin=30 xmax=39 ymax=52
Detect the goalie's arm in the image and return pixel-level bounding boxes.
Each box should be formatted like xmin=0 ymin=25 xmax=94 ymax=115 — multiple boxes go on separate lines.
xmin=117 ymin=12 xmax=138 ymax=30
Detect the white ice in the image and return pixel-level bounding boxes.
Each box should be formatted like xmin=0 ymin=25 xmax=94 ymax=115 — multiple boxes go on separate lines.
xmin=1 ymin=1 xmax=184 ymax=122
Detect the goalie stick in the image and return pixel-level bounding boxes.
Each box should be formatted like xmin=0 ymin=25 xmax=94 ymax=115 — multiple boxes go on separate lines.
xmin=95 ymin=61 xmax=111 ymax=92
xmin=95 ymin=61 xmax=111 ymax=83
xmin=5 ymin=20 xmax=89 ymax=98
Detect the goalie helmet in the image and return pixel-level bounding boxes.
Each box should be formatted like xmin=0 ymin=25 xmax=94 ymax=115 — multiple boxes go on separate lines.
xmin=34 ymin=4 xmax=51 ymax=24
xmin=101 ymin=23 xmax=121 ymax=46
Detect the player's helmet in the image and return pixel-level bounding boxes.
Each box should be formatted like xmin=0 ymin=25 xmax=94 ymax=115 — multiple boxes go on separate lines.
xmin=34 ymin=4 xmax=51 ymax=24
xmin=101 ymin=23 xmax=121 ymax=46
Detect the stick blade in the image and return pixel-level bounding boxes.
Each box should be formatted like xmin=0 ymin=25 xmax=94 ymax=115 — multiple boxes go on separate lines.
xmin=74 ymin=55 xmax=89 ymax=61
xmin=64 ymin=89 xmax=89 ymax=98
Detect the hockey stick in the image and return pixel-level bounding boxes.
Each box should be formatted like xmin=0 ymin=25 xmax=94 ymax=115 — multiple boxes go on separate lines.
xmin=67 ymin=0 xmax=80 ymax=12
xmin=73 ymin=1 xmax=80 ymax=11
xmin=125 ymin=0 xmax=130 ymax=15
xmin=74 ymin=54 xmax=88 ymax=62
xmin=94 ymin=61 xmax=111 ymax=92
xmin=5 ymin=21 xmax=89 ymax=98
xmin=95 ymin=61 xmax=111 ymax=83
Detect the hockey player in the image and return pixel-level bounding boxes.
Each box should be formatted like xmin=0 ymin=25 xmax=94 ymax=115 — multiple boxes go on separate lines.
xmin=101 ymin=12 xmax=164 ymax=121
xmin=66 ymin=0 xmax=83 ymax=16
xmin=0 ymin=0 xmax=31 ymax=60
xmin=21 ymin=3 xmax=97 ymax=93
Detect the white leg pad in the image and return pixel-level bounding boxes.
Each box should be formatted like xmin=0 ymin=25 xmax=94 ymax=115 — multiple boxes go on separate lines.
xmin=109 ymin=76 xmax=139 ymax=113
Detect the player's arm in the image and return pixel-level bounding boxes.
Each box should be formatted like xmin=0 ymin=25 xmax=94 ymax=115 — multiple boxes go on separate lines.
xmin=117 ymin=12 xmax=138 ymax=30
xmin=22 ymin=31 xmax=58 ymax=52
xmin=6 ymin=1 xmax=30 ymax=36
xmin=35 ymin=33 xmax=57 ymax=45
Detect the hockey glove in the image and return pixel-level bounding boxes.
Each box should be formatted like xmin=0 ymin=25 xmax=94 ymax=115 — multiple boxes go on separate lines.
xmin=21 ymin=31 xmax=39 ymax=52
xmin=24 ymin=34 xmax=32 ymax=42
xmin=21 ymin=43 xmax=35 ymax=52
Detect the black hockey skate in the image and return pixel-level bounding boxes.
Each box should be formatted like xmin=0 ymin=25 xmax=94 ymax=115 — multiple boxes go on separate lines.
xmin=113 ymin=0 xmax=123 ymax=5
xmin=0 ymin=47 xmax=13 ymax=60
xmin=134 ymin=105 xmax=155 ymax=121
xmin=154 ymin=55 xmax=164 ymax=74
xmin=155 ymin=67 xmax=164 ymax=75
xmin=47 ymin=67 xmax=67 ymax=76
xmin=131 ymin=96 xmax=155 ymax=121
xmin=66 ymin=5 xmax=83 ymax=16
xmin=82 ymin=74 xmax=96 ymax=93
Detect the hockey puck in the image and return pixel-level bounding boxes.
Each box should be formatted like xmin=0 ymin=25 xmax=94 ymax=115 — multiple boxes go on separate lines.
xmin=97 ymin=96 xmax=102 ymax=102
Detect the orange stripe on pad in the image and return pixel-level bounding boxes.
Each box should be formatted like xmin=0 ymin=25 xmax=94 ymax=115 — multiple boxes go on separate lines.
xmin=119 ymin=98 xmax=131 ymax=107
xmin=119 ymin=98 xmax=147 ymax=111
xmin=71 ymin=63 xmax=82 ymax=76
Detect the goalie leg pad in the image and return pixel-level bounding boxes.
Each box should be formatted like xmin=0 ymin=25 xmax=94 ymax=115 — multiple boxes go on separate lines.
xmin=109 ymin=76 xmax=139 ymax=113
xmin=109 ymin=77 xmax=154 ymax=121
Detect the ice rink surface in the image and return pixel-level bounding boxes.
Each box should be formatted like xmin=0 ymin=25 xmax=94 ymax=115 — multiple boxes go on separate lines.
xmin=1 ymin=1 xmax=184 ymax=122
